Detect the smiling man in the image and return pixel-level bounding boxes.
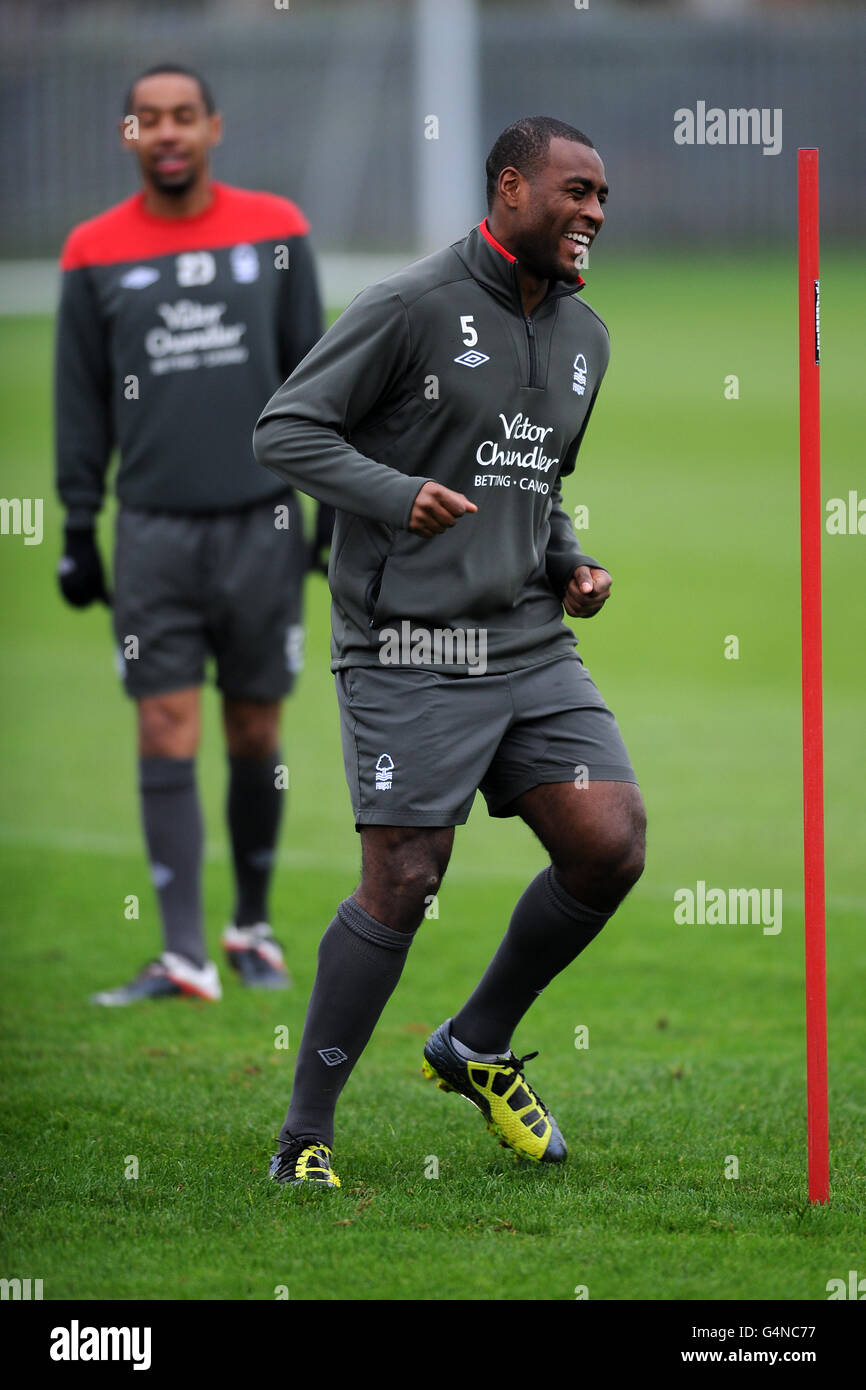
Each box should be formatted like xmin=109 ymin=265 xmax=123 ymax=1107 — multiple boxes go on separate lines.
xmin=55 ymin=65 xmax=325 ymax=1003
xmin=255 ymin=115 xmax=646 ymax=1187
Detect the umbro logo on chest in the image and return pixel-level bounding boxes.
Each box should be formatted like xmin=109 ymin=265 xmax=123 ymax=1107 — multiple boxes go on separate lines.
xmin=454 ymin=350 xmax=489 ymax=367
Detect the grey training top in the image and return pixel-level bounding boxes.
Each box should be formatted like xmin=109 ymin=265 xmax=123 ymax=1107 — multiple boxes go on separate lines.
xmin=254 ymin=220 xmax=610 ymax=674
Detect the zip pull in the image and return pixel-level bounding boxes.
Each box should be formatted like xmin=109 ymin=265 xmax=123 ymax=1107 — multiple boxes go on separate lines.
xmin=525 ymin=315 xmax=537 ymax=387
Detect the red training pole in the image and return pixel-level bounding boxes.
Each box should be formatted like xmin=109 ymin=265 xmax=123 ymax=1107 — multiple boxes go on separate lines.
xmin=797 ymin=148 xmax=829 ymax=1204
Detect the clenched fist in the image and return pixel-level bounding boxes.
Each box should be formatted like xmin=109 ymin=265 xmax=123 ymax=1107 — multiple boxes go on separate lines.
xmin=564 ymin=565 xmax=611 ymax=618
xmin=409 ymin=481 xmax=477 ymax=538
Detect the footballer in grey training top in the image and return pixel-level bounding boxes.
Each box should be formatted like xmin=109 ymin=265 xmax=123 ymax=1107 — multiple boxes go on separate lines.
xmin=254 ymin=115 xmax=646 ymax=1188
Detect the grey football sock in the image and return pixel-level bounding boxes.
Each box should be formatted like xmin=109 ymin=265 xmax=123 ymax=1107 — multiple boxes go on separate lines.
xmin=448 ymin=1030 xmax=502 ymax=1064
xmin=281 ymin=897 xmax=416 ymax=1148
xmin=451 ymin=866 xmax=611 ymax=1056
xmin=139 ymin=756 xmax=206 ymax=970
xmin=227 ymin=752 xmax=284 ymax=927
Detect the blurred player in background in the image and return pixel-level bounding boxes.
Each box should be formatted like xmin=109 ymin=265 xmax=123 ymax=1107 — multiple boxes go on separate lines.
xmin=54 ymin=64 xmax=327 ymax=1004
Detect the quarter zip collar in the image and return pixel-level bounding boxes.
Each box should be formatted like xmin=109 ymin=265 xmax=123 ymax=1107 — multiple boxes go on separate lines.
xmin=453 ymin=219 xmax=586 ymax=318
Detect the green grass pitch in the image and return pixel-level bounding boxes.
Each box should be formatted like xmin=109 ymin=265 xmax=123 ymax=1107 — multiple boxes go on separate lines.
xmin=0 ymin=253 xmax=864 ymax=1301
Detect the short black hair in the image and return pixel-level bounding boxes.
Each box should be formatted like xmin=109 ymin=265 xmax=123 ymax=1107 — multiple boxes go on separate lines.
xmin=124 ymin=64 xmax=216 ymax=117
xmin=485 ymin=116 xmax=594 ymax=208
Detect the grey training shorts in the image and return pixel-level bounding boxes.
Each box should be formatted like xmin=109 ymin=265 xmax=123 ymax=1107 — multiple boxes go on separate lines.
xmin=112 ymin=496 xmax=307 ymax=700
xmin=336 ymin=653 xmax=637 ymax=828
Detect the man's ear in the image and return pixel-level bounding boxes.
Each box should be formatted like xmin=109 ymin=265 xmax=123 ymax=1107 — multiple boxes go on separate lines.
xmin=497 ymin=165 xmax=522 ymax=211
xmin=207 ymin=112 xmax=223 ymax=150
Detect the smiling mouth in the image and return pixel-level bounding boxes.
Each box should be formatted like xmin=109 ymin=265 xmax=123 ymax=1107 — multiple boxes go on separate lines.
xmin=563 ymin=230 xmax=592 ymax=269
xmin=154 ymin=156 xmax=189 ymax=175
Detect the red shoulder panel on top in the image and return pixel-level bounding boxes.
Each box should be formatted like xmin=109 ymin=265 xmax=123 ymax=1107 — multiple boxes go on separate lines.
xmin=60 ymin=183 xmax=311 ymax=270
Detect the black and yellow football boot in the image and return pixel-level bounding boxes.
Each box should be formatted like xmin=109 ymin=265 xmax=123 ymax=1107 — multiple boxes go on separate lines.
xmin=422 ymin=1020 xmax=567 ymax=1164
xmin=268 ymin=1135 xmax=341 ymax=1188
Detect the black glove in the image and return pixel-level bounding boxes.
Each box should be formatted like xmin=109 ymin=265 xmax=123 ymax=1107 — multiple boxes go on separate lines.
xmin=308 ymin=502 xmax=336 ymax=576
xmin=58 ymin=525 xmax=110 ymax=608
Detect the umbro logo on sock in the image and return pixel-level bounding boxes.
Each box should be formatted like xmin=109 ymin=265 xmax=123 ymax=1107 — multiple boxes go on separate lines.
xmin=318 ymin=1047 xmax=348 ymax=1066
xmin=150 ymin=861 xmax=174 ymax=890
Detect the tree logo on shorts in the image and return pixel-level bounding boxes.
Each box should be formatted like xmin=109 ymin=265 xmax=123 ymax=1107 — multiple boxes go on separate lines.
xmin=375 ymin=753 xmax=394 ymax=791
